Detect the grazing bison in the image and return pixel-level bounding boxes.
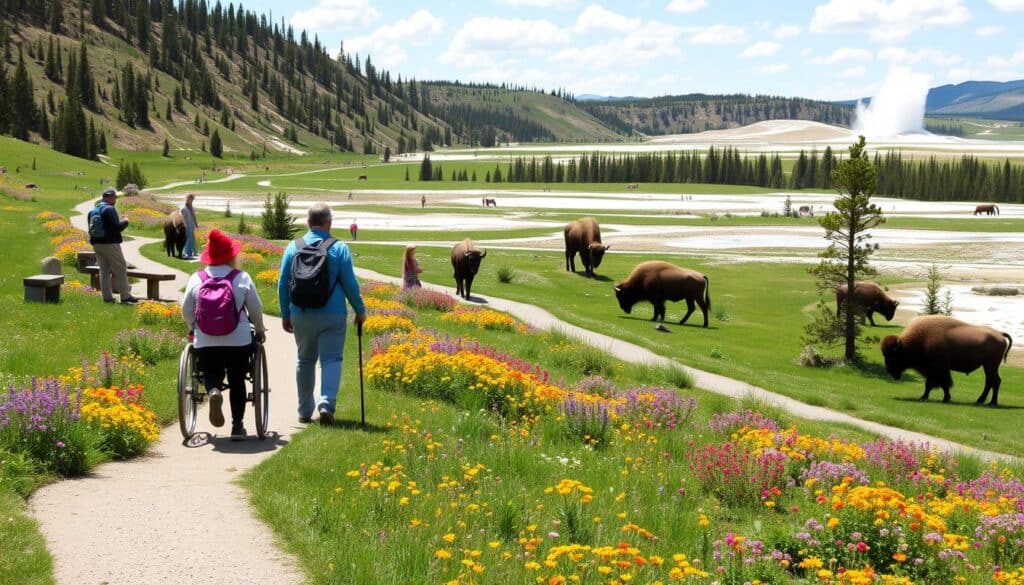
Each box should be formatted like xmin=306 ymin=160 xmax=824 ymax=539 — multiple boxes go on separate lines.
xmin=451 ymin=238 xmax=487 ymax=300
xmin=163 ymin=210 xmax=186 ymax=258
xmin=836 ymin=281 xmax=900 ymax=326
xmin=614 ymin=261 xmax=711 ymax=327
xmin=564 ymin=217 xmax=609 ymax=277
xmin=881 ymin=315 xmax=1012 ymax=406
xmin=974 ymin=204 xmax=999 ymax=216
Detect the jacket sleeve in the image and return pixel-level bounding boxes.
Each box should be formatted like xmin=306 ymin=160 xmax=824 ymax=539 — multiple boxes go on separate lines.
xmin=103 ymin=205 xmax=126 ymax=234
xmin=180 ymin=273 xmax=200 ymax=330
xmin=277 ymin=242 xmax=296 ymax=320
xmin=337 ymin=245 xmax=365 ymax=316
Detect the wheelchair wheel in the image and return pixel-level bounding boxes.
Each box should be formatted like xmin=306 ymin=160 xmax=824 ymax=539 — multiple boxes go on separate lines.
xmin=252 ymin=343 xmax=270 ymax=439
xmin=177 ymin=343 xmax=199 ymax=440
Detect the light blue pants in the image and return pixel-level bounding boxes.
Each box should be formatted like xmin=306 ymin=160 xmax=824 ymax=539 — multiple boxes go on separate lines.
xmin=183 ymin=227 xmax=198 ymax=258
xmin=291 ymin=311 xmax=347 ymax=417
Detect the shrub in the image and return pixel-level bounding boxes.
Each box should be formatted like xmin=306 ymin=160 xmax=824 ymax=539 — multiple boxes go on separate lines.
xmin=688 ymin=440 xmax=788 ymax=506
xmin=714 ymin=306 xmax=731 ymax=322
xmin=616 ymin=385 xmax=697 ymax=430
xmin=260 ymin=192 xmax=298 ymax=240
xmin=708 ymin=409 xmax=781 ymax=434
xmin=496 ymin=265 xmax=515 ymax=283
xmin=399 ymin=287 xmax=458 ymax=312
xmin=114 ymin=328 xmax=183 ymax=364
xmin=79 ymin=385 xmax=160 ymax=458
xmin=136 ymin=301 xmax=186 ymax=333
xmin=561 ymin=395 xmax=611 ymax=447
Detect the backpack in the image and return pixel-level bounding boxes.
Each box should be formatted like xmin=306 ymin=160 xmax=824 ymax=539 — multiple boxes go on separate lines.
xmin=288 ymin=237 xmax=337 ymax=309
xmin=87 ymin=204 xmax=108 ymax=239
xmin=195 ymin=269 xmax=244 ymax=336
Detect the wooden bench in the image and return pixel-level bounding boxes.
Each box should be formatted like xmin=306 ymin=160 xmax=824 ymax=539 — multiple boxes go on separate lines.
xmin=82 ymin=266 xmax=175 ymax=300
xmin=24 ymin=274 xmax=64 ymax=303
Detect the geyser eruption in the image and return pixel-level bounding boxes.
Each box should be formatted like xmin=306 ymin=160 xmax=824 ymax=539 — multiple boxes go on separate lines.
xmin=854 ymin=67 xmax=931 ymax=137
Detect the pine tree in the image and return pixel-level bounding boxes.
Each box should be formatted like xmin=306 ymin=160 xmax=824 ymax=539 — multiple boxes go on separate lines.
xmin=261 ymin=193 xmax=298 ymax=239
xmin=98 ymin=130 xmax=107 ymax=154
xmin=134 ymin=74 xmax=149 ymax=127
xmin=77 ymin=42 xmax=96 ymax=110
xmin=805 ymin=136 xmax=884 ymax=363
xmin=49 ymin=0 xmax=63 ymax=33
xmin=210 ymin=129 xmax=223 ymax=158
xmin=237 ymin=213 xmax=250 ymax=235
xmin=165 ymin=99 xmax=172 ymax=121
xmin=419 ymin=154 xmax=432 ymax=181
xmin=10 ymin=49 xmax=35 ymax=141
xmin=45 ymin=36 xmax=59 ymax=81
xmin=91 ymin=0 xmax=105 ymax=26
xmin=162 ymin=137 xmax=170 ymax=157
xmin=87 ymin=117 xmax=98 ymax=160
xmin=136 ymin=6 xmax=150 ymax=50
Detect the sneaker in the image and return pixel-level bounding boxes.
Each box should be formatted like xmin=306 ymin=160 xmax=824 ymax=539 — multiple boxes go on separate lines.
xmin=208 ymin=389 xmax=225 ymax=427
xmin=231 ymin=423 xmax=246 ymax=441
xmin=298 ymin=416 xmax=313 ymax=424
xmin=318 ymin=409 xmax=334 ymax=426
xmin=103 ymin=298 xmax=116 ymax=304
xmin=120 ymin=296 xmax=140 ymax=304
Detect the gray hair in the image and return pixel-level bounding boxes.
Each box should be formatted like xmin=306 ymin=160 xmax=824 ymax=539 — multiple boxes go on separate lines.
xmin=307 ymin=203 xmax=333 ymax=227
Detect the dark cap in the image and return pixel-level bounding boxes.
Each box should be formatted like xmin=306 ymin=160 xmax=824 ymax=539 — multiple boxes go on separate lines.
xmin=102 ymin=187 xmax=118 ymax=198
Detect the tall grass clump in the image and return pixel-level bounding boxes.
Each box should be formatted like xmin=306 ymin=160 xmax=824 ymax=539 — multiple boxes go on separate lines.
xmin=496 ymin=265 xmax=516 ymax=284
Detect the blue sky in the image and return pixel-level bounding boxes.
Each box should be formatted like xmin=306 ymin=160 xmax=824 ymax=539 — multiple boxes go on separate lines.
xmin=239 ymin=0 xmax=1024 ymax=100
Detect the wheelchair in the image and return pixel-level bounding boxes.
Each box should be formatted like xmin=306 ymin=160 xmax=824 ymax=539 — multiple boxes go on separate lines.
xmin=177 ymin=339 xmax=270 ymax=440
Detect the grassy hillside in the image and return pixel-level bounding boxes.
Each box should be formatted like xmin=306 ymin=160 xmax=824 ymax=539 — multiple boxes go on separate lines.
xmin=924 ymin=116 xmax=1024 ymax=141
xmin=580 ymin=94 xmax=853 ymax=136
xmin=425 ymin=83 xmax=622 ymax=144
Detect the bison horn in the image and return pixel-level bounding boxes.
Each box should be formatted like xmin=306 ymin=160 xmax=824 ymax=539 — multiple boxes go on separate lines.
xmin=480 ymin=249 xmax=487 ymax=258
xmin=464 ymin=251 xmax=471 ymax=258
xmin=613 ymin=286 xmax=622 ymax=292
xmin=893 ymin=300 xmax=900 ymax=307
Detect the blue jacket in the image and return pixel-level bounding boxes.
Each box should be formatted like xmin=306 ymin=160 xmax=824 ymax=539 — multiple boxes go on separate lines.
xmin=278 ymin=229 xmax=366 ymax=320
xmin=88 ymin=202 xmax=129 ymax=244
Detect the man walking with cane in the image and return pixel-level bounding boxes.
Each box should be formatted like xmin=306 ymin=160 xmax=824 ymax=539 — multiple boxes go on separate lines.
xmin=278 ymin=203 xmax=366 ymax=425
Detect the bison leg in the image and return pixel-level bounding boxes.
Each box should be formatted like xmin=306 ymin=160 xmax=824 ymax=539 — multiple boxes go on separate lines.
xmin=978 ymin=364 xmax=1002 ymax=406
xmin=566 ymin=252 xmax=575 ymax=272
xmin=455 ymin=278 xmax=463 ymax=298
xmin=652 ymin=301 xmax=666 ymax=322
xmin=679 ymin=299 xmax=696 ymax=325
xmin=696 ymin=296 xmax=709 ymax=328
xmin=866 ymin=311 xmax=877 ymax=327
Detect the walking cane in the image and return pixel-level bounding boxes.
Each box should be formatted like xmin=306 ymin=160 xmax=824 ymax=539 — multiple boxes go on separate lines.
xmin=357 ymin=320 xmax=365 ymax=426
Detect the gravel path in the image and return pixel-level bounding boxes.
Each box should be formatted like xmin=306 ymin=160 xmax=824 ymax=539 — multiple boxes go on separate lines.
xmin=355 ymin=267 xmax=1019 ymax=464
xmin=28 ymin=201 xmax=304 ymax=585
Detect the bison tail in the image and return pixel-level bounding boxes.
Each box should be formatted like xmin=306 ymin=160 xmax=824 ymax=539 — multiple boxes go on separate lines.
xmin=704 ymin=275 xmax=711 ymax=312
xmin=1003 ymin=333 xmax=1013 ymax=364
xmin=995 ymin=205 xmax=1000 ymax=216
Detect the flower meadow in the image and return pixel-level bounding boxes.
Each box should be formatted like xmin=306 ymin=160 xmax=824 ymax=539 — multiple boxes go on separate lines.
xmin=0 ymin=354 xmax=161 ymax=483
xmin=261 ymin=282 xmax=1024 ymax=585
xmin=36 ymin=211 xmax=90 ymax=265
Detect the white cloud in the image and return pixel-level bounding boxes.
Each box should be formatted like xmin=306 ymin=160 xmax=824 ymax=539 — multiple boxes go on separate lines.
xmin=440 ymin=17 xmax=566 ymax=68
xmin=976 ymin=25 xmax=1006 ymax=36
xmin=946 ymin=67 xmax=976 ymax=83
xmin=345 ymin=10 xmax=444 ymax=68
xmin=837 ymin=65 xmax=866 ymax=78
xmin=876 ymin=47 xmax=961 ymax=66
xmin=291 ymin=0 xmax=380 ymax=32
xmin=551 ymin=22 xmax=682 ymax=69
xmin=741 ymin=41 xmax=781 ymax=58
xmin=499 ymin=0 xmax=578 ymax=7
xmin=686 ymin=24 xmax=747 ymax=45
xmin=810 ymin=47 xmax=873 ymax=65
xmin=986 ymin=49 xmax=1024 ymax=69
xmin=810 ymin=0 xmax=970 ymax=42
xmin=573 ymin=4 xmax=640 ymax=34
xmin=989 ymin=0 xmax=1024 ymax=10
xmin=772 ymin=24 xmax=802 ymax=39
xmin=666 ymin=0 xmax=708 ymax=13
xmin=760 ymin=63 xmax=790 ymax=74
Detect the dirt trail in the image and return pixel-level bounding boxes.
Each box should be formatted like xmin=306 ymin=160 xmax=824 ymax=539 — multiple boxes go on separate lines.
xmin=355 ymin=268 xmax=1019 ymax=464
xmin=28 ymin=201 xmax=304 ymax=585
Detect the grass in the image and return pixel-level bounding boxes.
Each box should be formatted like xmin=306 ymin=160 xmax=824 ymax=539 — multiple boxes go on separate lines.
xmin=347 ymin=243 xmax=1024 ymax=456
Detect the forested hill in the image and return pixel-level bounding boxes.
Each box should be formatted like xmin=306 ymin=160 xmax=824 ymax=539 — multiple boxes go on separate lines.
xmin=579 ymin=94 xmax=854 ymax=136
xmin=0 ymin=0 xmax=455 ymax=160
xmin=423 ymin=82 xmax=622 ymax=145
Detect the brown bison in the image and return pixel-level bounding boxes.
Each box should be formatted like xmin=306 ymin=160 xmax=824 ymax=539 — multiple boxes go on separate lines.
xmin=881 ymin=315 xmax=1012 ymax=406
xmin=564 ymin=217 xmax=609 ymax=277
xmin=836 ymin=281 xmax=900 ymax=326
xmin=974 ymin=204 xmax=999 ymax=216
xmin=614 ymin=261 xmax=711 ymax=327
xmin=451 ymin=238 xmax=486 ymax=300
xmin=163 ymin=210 xmax=186 ymax=258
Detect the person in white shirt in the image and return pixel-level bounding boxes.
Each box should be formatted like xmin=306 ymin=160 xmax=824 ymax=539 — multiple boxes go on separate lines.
xmin=180 ymin=229 xmax=267 ymax=440
xmin=180 ymin=193 xmax=200 ymax=260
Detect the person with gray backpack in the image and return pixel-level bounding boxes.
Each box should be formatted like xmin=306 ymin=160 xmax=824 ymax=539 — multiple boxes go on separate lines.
xmin=277 ymin=203 xmax=366 ymax=425
xmin=88 ymin=187 xmax=139 ymax=304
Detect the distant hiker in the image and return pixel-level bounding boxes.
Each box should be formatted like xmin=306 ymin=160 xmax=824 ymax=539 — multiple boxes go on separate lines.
xmin=88 ymin=188 xmax=139 ymax=304
xmin=180 ymin=194 xmax=200 ymax=260
xmin=421 ymin=195 xmax=426 ymax=208
xmin=277 ymin=203 xmax=366 ymax=425
xmin=402 ymin=245 xmax=423 ymax=290
xmin=180 ymin=229 xmax=267 ymax=440
xmin=347 ymin=191 xmax=353 ymax=200
xmin=349 ymin=219 xmax=358 ymax=240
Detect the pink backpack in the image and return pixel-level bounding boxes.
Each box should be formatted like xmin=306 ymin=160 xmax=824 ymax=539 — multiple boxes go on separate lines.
xmin=195 ymin=269 xmax=244 ymax=336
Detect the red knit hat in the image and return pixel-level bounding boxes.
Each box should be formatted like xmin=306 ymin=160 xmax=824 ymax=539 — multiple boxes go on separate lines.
xmin=200 ymin=229 xmax=242 ymax=265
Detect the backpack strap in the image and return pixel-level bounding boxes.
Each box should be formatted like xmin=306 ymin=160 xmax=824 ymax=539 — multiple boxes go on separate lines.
xmin=293 ymin=237 xmax=306 ymax=250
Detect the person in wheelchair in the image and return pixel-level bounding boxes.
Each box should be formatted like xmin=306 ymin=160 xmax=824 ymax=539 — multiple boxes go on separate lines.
xmin=180 ymin=229 xmax=267 ymax=440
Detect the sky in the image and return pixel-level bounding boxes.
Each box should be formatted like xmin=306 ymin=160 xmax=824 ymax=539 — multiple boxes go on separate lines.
xmin=237 ymin=0 xmax=1024 ymax=100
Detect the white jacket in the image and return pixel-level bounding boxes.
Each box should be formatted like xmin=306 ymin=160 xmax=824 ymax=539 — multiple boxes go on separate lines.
xmin=180 ymin=266 xmax=266 ymax=348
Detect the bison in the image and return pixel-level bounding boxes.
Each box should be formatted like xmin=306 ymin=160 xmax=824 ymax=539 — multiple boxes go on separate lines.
xmin=974 ymin=204 xmax=999 ymax=216
xmin=163 ymin=210 xmax=186 ymax=258
xmin=451 ymin=238 xmax=486 ymax=300
xmin=881 ymin=315 xmax=1013 ymax=406
xmin=836 ymin=281 xmax=900 ymax=326
xmin=614 ymin=261 xmax=711 ymax=327
xmin=564 ymin=217 xmax=609 ymax=277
